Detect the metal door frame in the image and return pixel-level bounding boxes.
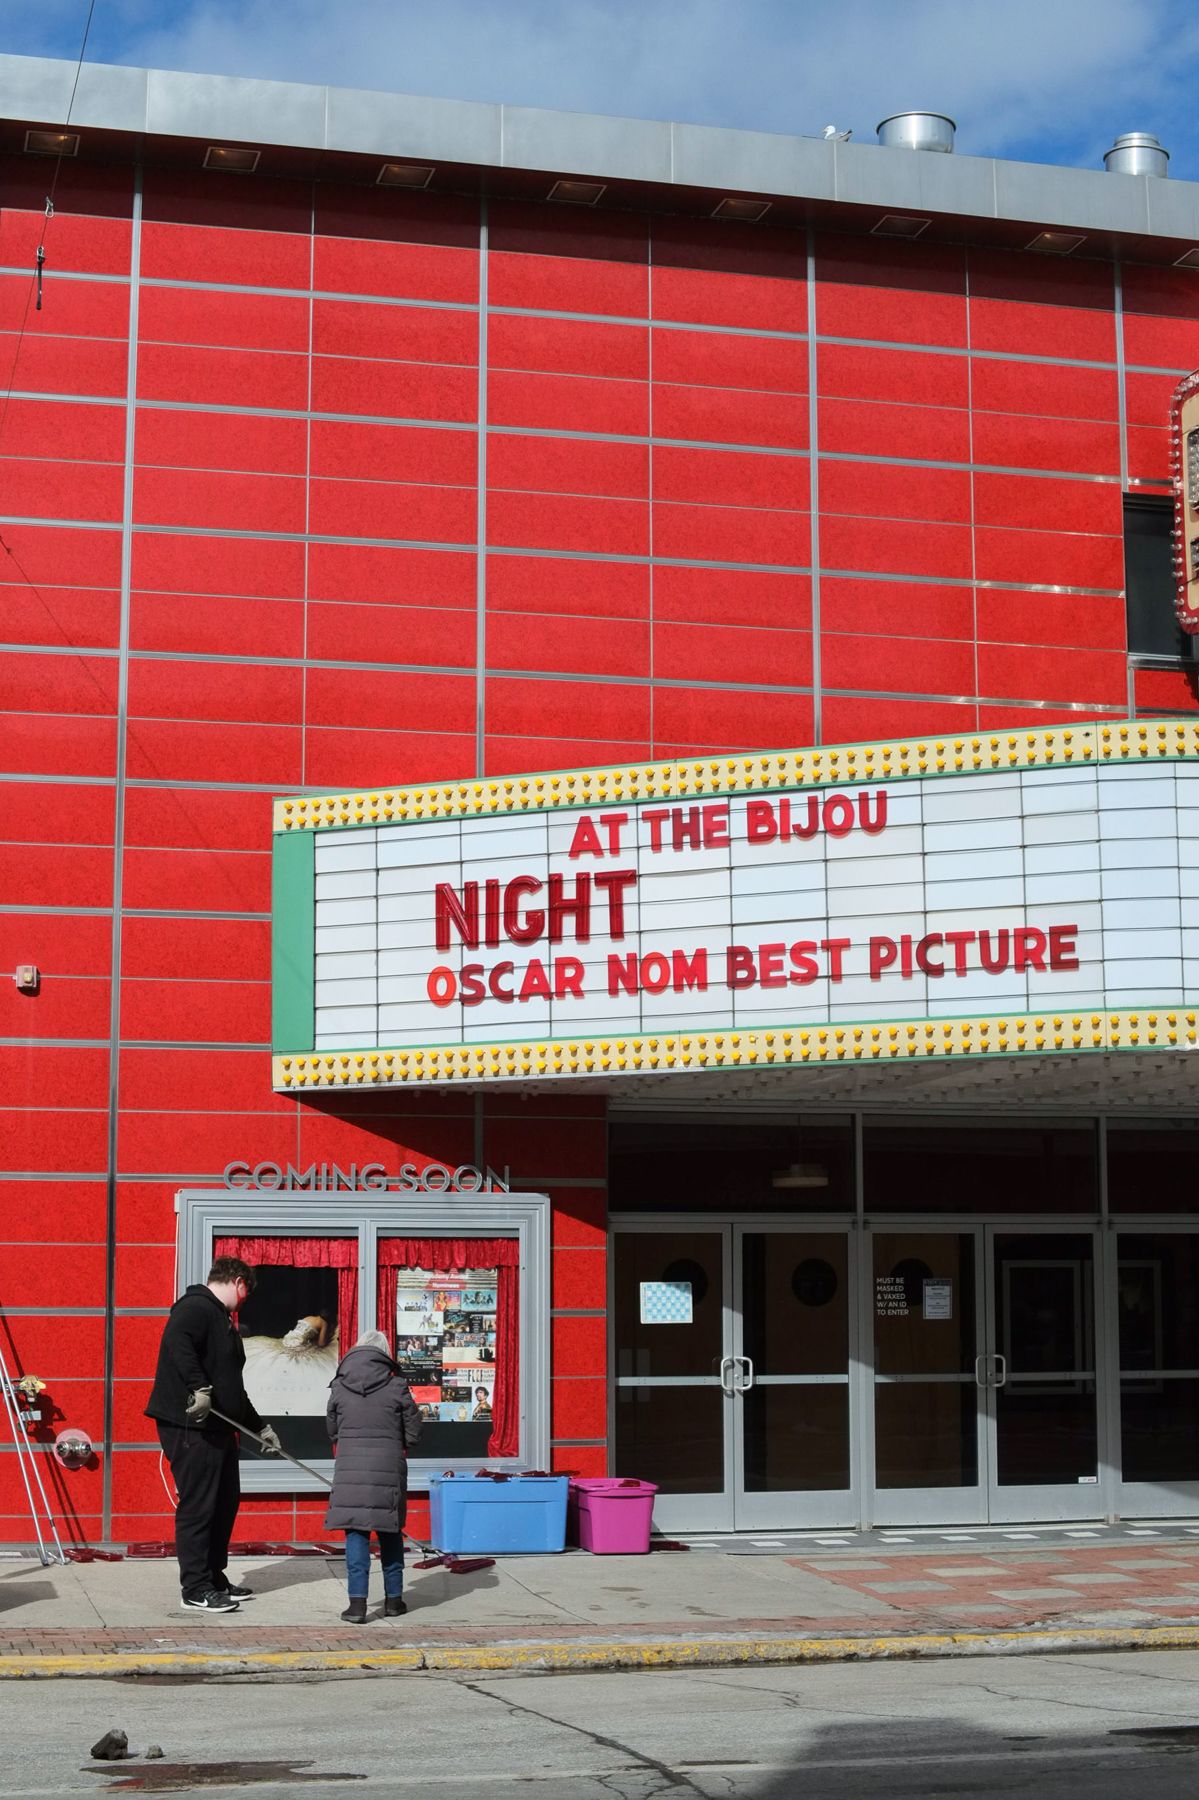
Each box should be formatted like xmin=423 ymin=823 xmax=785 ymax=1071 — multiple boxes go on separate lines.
xmin=863 ymin=1217 xmax=1107 ymax=1526
xmin=982 ymin=1222 xmax=1105 ymax=1523
xmin=608 ymin=1215 xmax=735 ymax=1533
xmin=862 ymin=1220 xmax=987 ymax=1526
xmin=729 ymin=1218 xmax=857 ymax=1530
xmin=609 ymin=1213 xmax=855 ymax=1533
xmin=1107 ymin=1215 xmax=1199 ymax=1519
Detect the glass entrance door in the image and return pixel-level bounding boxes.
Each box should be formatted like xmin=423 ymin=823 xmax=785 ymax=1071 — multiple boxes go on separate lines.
xmin=612 ymin=1226 xmax=732 ymax=1532
xmin=870 ymin=1225 xmax=1103 ymax=1525
xmin=1114 ymin=1229 xmax=1199 ymax=1517
xmin=734 ymin=1228 xmax=854 ymax=1529
xmin=612 ymin=1221 xmax=854 ymax=1532
xmin=986 ymin=1231 xmax=1101 ymax=1521
xmin=870 ymin=1229 xmax=985 ymax=1524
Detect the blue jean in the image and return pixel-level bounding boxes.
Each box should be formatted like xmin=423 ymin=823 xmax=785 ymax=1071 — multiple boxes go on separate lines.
xmin=343 ymin=1529 xmax=404 ymax=1599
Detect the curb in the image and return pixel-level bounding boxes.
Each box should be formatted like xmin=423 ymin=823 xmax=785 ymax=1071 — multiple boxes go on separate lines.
xmin=5 ymin=1622 xmax=1199 ymax=1678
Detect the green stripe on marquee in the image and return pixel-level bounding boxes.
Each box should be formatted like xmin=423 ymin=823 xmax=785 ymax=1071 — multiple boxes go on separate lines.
xmin=271 ymin=828 xmax=315 ymax=1055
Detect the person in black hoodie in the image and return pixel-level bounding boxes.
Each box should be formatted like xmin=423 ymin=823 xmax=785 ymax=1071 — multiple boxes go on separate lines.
xmin=146 ymin=1256 xmax=282 ymax=1613
xmin=325 ymin=1330 xmax=422 ymax=1622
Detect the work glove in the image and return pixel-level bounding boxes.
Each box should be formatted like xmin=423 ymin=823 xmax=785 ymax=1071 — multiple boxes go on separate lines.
xmin=259 ymin=1423 xmax=283 ymax=1456
xmin=184 ymin=1387 xmax=212 ymax=1425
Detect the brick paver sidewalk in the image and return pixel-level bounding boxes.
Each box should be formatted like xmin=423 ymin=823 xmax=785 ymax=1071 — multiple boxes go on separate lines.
xmin=2 ymin=1538 xmax=1198 ymax=1667
xmin=788 ymin=1541 xmax=1199 ymax=1628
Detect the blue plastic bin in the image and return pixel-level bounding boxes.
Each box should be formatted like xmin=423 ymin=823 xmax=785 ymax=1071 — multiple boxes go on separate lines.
xmin=429 ymin=1474 xmax=569 ymax=1554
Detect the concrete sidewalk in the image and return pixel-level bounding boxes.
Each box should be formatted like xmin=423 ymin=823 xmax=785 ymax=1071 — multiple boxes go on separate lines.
xmin=5 ymin=1536 xmax=1199 ymax=1676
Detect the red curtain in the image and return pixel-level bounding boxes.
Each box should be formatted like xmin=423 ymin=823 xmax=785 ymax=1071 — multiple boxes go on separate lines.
xmin=377 ymin=1237 xmax=520 ymax=1459
xmin=215 ymin=1236 xmax=358 ymax=1353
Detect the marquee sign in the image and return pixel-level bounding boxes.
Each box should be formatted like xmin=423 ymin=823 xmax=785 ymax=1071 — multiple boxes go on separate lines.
xmin=1171 ymin=369 xmax=1199 ymax=633
xmin=270 ymin=718 xmax=1199 ymax=1088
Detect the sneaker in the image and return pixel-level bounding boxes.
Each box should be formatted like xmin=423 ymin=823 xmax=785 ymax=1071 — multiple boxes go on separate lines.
xmin=182 ymin=1590 xmax=239 ymax=1612
xmin=218 ymin=1582 xmax=253 ymax=1599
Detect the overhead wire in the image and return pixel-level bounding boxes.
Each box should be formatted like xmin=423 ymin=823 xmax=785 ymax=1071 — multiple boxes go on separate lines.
xmin=0 ymin=0 xmax=98 ymax=465
xmin=0 ymin=1 xmax=112 ymax=691
xmin=0 ymin=0 xmax=252 ymax=913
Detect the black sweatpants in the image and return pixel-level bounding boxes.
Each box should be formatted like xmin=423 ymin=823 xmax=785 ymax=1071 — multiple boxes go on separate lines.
xmin=157 ymin=1422 xmax=241 ymax=1600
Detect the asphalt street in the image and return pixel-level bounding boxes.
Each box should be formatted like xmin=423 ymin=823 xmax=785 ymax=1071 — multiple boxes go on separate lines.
xmin=8 ymin=1648 xmax=1199 ymax=1798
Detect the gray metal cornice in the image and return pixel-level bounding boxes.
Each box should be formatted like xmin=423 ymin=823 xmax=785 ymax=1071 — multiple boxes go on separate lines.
xmin=2 ymin=52 xmax=1197 ymax=245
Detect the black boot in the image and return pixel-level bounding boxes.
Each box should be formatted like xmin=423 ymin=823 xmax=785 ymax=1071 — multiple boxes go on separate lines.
xmin=384 ymin=1595 xmax=407 ymax=1618
xmin=340 ymin=1597 xmax=368 ymax=1623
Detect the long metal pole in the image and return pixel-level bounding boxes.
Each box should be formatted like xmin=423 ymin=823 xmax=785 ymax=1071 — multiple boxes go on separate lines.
xmin=205 ymin=1407 xmax=332 ymax=1489
xmin=200 ymin=1407 xmax=472 ymax=1569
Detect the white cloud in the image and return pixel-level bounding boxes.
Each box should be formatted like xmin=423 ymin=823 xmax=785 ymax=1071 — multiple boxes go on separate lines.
xmin=20 ymin=0 xmax=1199 ymax=174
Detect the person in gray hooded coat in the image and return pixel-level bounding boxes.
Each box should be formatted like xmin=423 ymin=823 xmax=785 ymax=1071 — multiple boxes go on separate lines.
xmin=325 ymin=1330 xmax=422 ymax=1622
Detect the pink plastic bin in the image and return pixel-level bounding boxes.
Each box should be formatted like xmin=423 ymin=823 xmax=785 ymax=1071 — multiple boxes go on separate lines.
xmin=568 ymin=1478 xmax=658 ymax=1554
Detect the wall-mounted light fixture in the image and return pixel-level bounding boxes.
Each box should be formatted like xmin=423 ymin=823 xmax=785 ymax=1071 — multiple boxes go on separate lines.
xmin=14 ymin=965 xmax=40 ymax=994
xmin=548 ymin=179 xmax=606 ymax=205
xmin=203 ymin=145 xmax=261 ymax=173
xmin=377 ymin=162 xmax=434 ymax=188
xmin=1026 ymin=231 xmax=1086 ymax=255
xmin=712 ymin=197 xmax=770 ymax=222
xmin=872 ymin=213 xmax=931 ymax=239
xmin=24 ymin=129 xmax=79 ymax=156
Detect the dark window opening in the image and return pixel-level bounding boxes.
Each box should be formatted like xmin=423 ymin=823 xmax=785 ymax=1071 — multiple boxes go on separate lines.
xmin=609 ymin=1113 xmax=855 ymax=1212
xmin=1124 ymin=494 xmax=1195 ymax=660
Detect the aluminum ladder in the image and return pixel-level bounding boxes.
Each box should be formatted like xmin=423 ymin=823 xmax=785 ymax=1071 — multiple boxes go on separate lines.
xmin=0 ymin=1342 xmax=66 ymax=1565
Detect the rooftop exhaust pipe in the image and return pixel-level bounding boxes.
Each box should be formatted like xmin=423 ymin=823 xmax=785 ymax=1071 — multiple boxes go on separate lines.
xmin=1104 ymin=132 xmax=1169 ymax=176
xmin=876 ymin=113 xmax=955 ymax=154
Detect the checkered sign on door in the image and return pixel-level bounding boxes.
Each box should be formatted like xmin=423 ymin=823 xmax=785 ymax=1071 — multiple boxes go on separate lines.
xmin=639 ymin=1281 xmax=693 ymax=1325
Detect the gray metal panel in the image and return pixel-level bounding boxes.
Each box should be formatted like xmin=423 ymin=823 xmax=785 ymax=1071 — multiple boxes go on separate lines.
xmin=848 ymin=142 xmax=999 ymax=219
xmin=671 ymin=122 xmax=835 ymax=201
xmin=326 ymin=86 xmax=502 ymax=165
xmin=995 ymin=160 xmax=1151 ymax=234
xmin=501 ymin=104 xmax=671 ymax=183
xmin=0 ymin=52 xmax=148 ymax=129
xmin=1144 ymin=177 xmax=1199 ymax=242
xmin=834 ymin=139 xmax=998 ymax=217
xmin=0 ymin=50 xmax=1197 ymax=245
xmin=145 ymin=68 xmax=326 ymax=148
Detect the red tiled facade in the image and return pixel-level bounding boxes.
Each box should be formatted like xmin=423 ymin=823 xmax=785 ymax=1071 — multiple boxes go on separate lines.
xmin=2 ymin=129 xmax=1198 ymax=1545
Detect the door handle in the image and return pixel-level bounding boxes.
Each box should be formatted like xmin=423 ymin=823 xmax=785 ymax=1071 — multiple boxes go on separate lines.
xmin=719 ymin=1355 xmax=736 ymax=1396
xmin=974 ymin=1354 xmax=987 ymax=1388
xmin=736 ymin=1355 xmax=754 ymax=1393
xmin=992 ymin=1352 xmax=1007 ymax=1389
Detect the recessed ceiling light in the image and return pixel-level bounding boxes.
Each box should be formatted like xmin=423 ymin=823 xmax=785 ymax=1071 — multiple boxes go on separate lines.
xmin=24 ymin=129 xmax=79 ymax=157
xmin=1175 ymin=248 xmax=1199 ymax=270
xmin=712 ymin=197 xmax=770 ymax=222
xmin=1026 ymin=230 xmax=1086 ymax=254
xmin=203 ymin=145 xmax=260 ymax=173
xmin=377 ymin=162 xmax=435 ymax=189
xmin=548 ymin=178 xmax=606 ymax=205
xmin=872 ymin=214 xmax=931 ymax=239
xmin=771 ymin=1162 xmax=830 ymax=1189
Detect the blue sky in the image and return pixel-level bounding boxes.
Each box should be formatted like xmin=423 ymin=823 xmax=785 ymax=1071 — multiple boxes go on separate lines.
xmin=4 ymin=0 xmax=1198 ymax=180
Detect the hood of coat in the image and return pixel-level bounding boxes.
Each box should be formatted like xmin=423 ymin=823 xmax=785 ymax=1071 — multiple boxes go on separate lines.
xmin=177 ymin=1284 xmax=226 ymax=1316
xmin=333 ymin=1343 xmax=398 ymax=1396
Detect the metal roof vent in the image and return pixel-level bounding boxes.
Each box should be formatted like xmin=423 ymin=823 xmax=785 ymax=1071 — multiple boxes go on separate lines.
xmin=1104 ymin=132 xmax=1169 ymax=176
xmin=876 ymin=112 xmax=955 ymax=153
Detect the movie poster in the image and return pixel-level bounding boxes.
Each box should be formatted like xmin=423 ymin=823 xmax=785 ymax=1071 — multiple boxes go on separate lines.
xmin=236 ymin=1263 xmax=341 ymax=1461
xmin=395 ymin=1269 xmax=498 ymax=1452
